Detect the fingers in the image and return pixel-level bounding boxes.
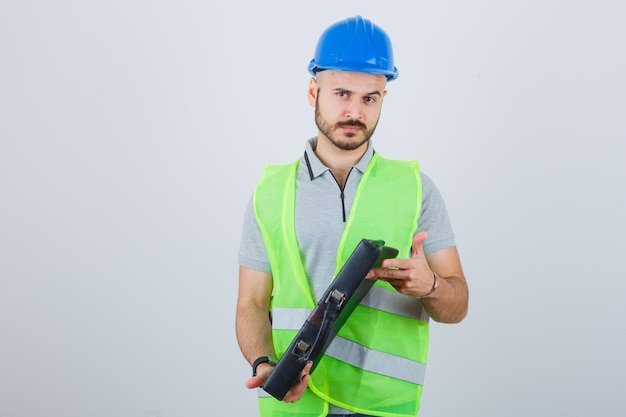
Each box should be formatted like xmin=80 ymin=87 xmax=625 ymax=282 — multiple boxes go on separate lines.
xmin=283 ymin=361 xmax=312 ymax=403
xmin=364 ymin=232 xmax=431 ymax=296
xmin=366 ymin=232 xmax=429 ymax=280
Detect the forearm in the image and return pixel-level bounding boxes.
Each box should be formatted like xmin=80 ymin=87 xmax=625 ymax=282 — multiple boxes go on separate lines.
xmin=236 ymin=267 xmax=275 ymax=365
xmin=421 ymin=273 xmax=468 ymax=323
xmin=236 ymin=304 xmax=275 ymax=365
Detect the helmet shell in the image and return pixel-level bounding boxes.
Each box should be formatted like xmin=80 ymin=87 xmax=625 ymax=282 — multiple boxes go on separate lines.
xmin=308 ymin=15 xmax=399 ymax=81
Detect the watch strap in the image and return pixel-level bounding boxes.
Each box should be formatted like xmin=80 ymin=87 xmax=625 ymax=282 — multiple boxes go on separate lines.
xmin=252 ymin=356 xmax=276 ymax=376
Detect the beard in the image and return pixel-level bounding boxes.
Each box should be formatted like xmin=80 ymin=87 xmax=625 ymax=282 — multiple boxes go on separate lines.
xmin=315 ymin=99 xmax=379 ymax=151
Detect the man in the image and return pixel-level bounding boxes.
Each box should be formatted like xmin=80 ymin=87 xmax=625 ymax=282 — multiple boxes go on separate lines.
xmin=236 ymin=15 xmax=468 ymax=417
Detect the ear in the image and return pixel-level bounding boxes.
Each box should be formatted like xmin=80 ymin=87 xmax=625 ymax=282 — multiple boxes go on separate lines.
xmin=307 ymin=77 xmax=318 ymax=107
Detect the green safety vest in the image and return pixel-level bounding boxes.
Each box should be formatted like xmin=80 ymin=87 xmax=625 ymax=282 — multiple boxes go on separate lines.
xmin=254 ymin=153 xmax=429 ymax=417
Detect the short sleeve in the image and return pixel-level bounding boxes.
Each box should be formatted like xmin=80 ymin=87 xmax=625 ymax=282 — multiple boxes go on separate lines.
xmin=417 ymin=173 xmax=456 ymax=255
xmin=237 ymin=195 xmax=271 ymax=273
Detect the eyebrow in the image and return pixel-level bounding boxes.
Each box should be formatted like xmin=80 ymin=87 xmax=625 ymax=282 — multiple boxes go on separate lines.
xmin=333 ymin=88 xmax=382 ymax=97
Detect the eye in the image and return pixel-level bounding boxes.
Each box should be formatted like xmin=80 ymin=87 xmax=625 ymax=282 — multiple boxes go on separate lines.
xmin=364 ymin=96 xmax=376 ymax=104
xmin=336 ymin=91 xmax=348 ymax=98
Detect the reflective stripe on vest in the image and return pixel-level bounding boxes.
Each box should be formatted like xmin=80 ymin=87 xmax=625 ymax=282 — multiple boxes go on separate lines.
xmin=257 ymin=388 xmax=272 ymax=398
xmin=254 ymin=154 xmax=426 ymax=417
xmin=360 ymin=286 xmax=430 ymax=323
xmin=325 ymin=337 xmax=426 ymax=385
xmin=271 ymin=286 xmax=430 ymax=327
xmin=270 ymin=305 xmax=427 ymax=385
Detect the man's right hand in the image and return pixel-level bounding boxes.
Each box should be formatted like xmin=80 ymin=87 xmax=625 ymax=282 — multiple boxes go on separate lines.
xmin=244 ymin=361 xmax=313 ymax=403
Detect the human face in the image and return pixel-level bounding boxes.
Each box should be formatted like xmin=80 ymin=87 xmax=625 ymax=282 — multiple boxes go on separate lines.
xmin=309 ymin=71 xmax=387 ymax=151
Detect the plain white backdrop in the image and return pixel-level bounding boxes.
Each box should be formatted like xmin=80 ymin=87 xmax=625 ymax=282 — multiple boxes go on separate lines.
xmin=1 ymin=1 xmax=625 ymax=416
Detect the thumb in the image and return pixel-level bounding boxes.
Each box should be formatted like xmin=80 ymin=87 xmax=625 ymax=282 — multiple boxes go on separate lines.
xmin=245 ymin=375 xmax=264 ymax=389
xmin=411 ymin=231 xmax=428 ymax=258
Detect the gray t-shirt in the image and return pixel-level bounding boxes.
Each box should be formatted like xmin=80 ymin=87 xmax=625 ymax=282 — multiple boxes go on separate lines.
xmin=238 ymin=138 xmax=456 ymax=301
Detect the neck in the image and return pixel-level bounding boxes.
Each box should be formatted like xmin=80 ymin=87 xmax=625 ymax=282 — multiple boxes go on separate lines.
xmin=314 ymin=135 xmax=368 ymax=187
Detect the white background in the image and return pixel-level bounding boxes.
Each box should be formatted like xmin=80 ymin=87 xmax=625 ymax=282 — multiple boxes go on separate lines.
xmin=1 ymin=1 xmax=625 ymax=416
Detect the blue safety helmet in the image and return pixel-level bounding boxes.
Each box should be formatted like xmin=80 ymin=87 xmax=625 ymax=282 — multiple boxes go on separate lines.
xmin=308 ymin=15 xmax=399 ymax=81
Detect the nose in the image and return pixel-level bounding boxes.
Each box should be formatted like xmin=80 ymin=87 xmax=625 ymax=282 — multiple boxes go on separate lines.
xmin=344 ymin=98 xmax=364 ymax=120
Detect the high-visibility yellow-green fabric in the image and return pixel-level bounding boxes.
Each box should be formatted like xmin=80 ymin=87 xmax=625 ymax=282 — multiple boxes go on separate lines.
xmin=254 ymin=153 xmax=426 ymax=417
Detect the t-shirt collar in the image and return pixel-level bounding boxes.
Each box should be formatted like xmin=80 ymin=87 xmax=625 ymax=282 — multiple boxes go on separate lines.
xmin=303 ymin=137 xmax=375 ymax=181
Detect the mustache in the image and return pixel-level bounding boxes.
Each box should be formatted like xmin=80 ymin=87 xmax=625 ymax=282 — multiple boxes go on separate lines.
xmin=336 ymin=120 xmax=367 ymax=130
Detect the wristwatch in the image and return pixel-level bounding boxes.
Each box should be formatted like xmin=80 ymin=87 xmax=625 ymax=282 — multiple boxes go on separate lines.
xmin=252 ymin=356 xmax=277 ymax=376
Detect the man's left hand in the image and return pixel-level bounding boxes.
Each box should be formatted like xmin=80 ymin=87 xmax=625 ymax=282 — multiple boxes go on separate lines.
xmin=366 ymin=231 xmax=436 ymax=297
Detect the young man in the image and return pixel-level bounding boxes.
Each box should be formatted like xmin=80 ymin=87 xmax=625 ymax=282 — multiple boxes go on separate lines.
xmin=236 ymin=15 xmax=469 ymax=417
